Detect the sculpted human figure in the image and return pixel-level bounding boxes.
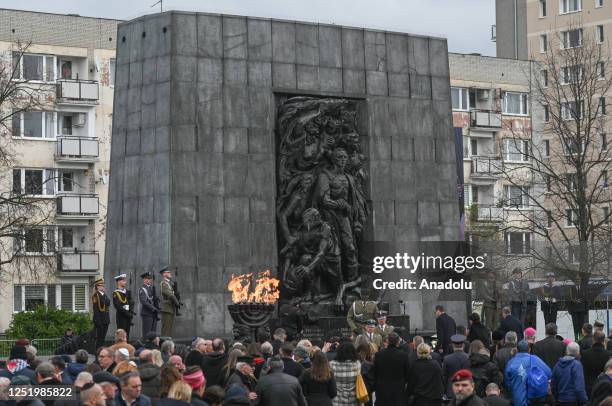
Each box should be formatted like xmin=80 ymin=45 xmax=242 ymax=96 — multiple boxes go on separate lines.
xmin=314 ymin=147 xmax=363 ymax=283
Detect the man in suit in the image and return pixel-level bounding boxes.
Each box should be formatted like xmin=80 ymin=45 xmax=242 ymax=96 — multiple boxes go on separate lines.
xmin=442 ymin=334 xmax=470 ymax=400
xmin=357 ymin=319 xmax=383 ymax=349
xmin=371 ymin=332 xmax=410 ymax=406
xmin=139 ymin=271 xmax=160 ymax=338
xmin=435 ymin=304 xmax=456 ymax=356
xmin=498 ymin=306 xmax=524 ymax=341
xmin=568 ymin=275 xmax=590 ymax=341
xmin=579 ymin=323 xmax=594 ymax=351
xmin=92 ymin=278 xmax=111 ymax=350
xmin=532 ymin=322 xmax=566 ymax=370
xmin=374 ymin=310 xmax=394 ymax=340
xmin=112 ymin=274 xmax=135 ymax=340
xmin=508 ymin=268 xmax=530 ymax=323
xmin=160 ymin=267 xmax=180 ymax=337
xmin=539 ymin=272 xmax=562 ymax=325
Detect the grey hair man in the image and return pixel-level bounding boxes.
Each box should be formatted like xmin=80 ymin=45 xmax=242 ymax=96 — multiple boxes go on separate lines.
xmin=35 ymin=362 xmax=59 ymax=384
xmin=550 ymin=342 xmax=587 ymax=405
xmin=80 ymin=383 xmax=107 ymax=406
xmin=255 ymin=356 xmax=306 ymax=406
xmin=75 ymin=372 xmax=94 ymax=389
xmin=493 ymin=331 xmax=518 ymax=375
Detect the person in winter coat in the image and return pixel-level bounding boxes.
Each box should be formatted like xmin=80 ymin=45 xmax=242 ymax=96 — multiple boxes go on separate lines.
xmin=329 ymin=343 xmax=362 ymax=406
xmin=255 ymin=356 xmax=307 ymax=406
xmin=590 ymin=359 xmax=612 ymax=406
xmin=532 ymin=323 xmax=566 ymax=370
xmin=504 ymin=340 xmax=551 ymax=406
xmin=467 ymin=313 xmax=491 ymax=348
xmin=182 ymin=367 xmax=207 ymax=406
xmin=371 ymin=332 xmax=410 ymax=406
xmin=138 ymin=351 xmax=161 ymax=403
xmin=493 ymin=331 xmax=517 ymax=377
xmin=551 ymin=342 xmax=588 ymax=405
xmin=223 ymin=384 xmax=251 ymax=406
xmin=442 ymin=335 xmax=470 ymax=400
xmin=466 ymin=340 xmax=501 ymax=399
xmin=159 ymin=381 xmax=192 ymax=406
xmin=300 ymin=351 xmax=337 ymax=406
xmin=67 ymin=350 xmax=90 ymax=381
xmin=448 ymin=369 xmax=487 ymax=406
xmin=581 ymin=330 xmax=612 ymax=396
xmin=0 ymin=346 xmax=36 ymax=383
xmin=408 ymin=343 xmax=444 ymax=406
xmin=202 ymin=339 xmax=228 ymax=388
xmin=482 ymin=383 xmax=510 ymax=406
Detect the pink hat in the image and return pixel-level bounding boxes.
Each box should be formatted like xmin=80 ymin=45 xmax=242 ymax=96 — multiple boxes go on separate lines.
xmin=183 ymin=368 xmax=205 ymax=390
xmin=524 ymin=327 xmax=536 ymax=337
xmin=563 ymin=338 xmax=573 ymax=345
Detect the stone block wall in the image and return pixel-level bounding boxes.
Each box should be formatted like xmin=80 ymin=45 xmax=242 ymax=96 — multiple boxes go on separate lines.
xmin=105 ymin=11 xmax=460 ymax=337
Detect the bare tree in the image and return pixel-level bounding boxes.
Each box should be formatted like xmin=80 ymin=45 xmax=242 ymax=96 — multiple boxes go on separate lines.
xmin=494 ymin=23 xmax=612 ymax=294
xmin=0 ymin=42 xmax=57 ymax=284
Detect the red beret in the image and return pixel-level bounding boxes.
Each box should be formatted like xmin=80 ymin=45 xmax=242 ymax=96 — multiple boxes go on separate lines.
xmin=451 ymin=369 xmax=473 ymax=382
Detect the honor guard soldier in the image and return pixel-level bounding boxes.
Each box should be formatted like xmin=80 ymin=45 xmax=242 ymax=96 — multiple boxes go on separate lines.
xmin=92 ymin=278 xmax=110 ymax=350
xmin=139 ymin=271 xmax=160 ymax=338
xmin=160 ymin=267 xmax=180 ymax=337
xmin=112 ymin=274 xmax=135 ymax=339
xmin=508 ymin=268 xmax=530 ymax=323
xmin=347 ymin=289 xmax=379 ymax=335
xmin=374 ymin=310 xmax=394 ymax=339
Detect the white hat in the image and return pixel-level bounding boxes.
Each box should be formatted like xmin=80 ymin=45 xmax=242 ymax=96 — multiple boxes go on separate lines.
xmin=117 ymin=348 xmax=129 ymax=358
xmin=114 ymin=274 xmax=127 ymax=281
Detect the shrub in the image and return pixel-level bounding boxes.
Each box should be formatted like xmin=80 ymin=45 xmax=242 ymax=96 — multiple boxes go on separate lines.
xmin=6 ymin=305 xmax=92 ymax=339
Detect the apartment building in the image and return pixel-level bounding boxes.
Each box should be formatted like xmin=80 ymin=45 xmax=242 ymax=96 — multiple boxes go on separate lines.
xmin=0 ymin=9 xmax=119 ymax=332
xmin=450 ymin=53 xmax=538 ymax=274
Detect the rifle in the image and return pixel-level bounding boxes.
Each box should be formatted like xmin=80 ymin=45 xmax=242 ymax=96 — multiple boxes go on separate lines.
xmin=173 ymin=267 xmax=184 ymax=316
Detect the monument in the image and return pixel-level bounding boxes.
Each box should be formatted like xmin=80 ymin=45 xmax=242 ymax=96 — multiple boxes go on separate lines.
xmin=104 ymin=11 xmax=461 ymax=338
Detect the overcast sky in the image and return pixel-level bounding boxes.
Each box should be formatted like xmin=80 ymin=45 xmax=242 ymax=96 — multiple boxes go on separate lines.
xmin=0 ymin=0 xmax=496 ymax=55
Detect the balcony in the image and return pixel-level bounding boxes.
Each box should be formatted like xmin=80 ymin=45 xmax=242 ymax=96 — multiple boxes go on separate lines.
xmin=56 ymin=194 xmax=99 ymax=219
xmin=58 ymin=251 xmax=99 ymax=273
xmin=470 ymin=109 xmax=502 ymax=129
xmin=476 ymin=206 xmax=504 ymax=222
xmin=56 ymin=79 xmax=99 ymax=104
xmin=56 ymin=137 xmax=99 ymax=162
xmin=470 ymin=156 xmax=502 ymax=181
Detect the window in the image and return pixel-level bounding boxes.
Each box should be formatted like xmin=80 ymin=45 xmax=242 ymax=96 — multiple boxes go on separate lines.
xmin=603 ymin=207 xmax=610 ymax=224
xmin=13 ymin=284 xmax=87 ymax=313
xmin=561 ymin=100 xmax=584 ymax=120
xmin=58 ymin=114 xmax=73 ymax=136
xmin=540 ymin=0 xmax=548 ymax=16
xmin=544 ymin=105 xmax=550 ymax=122
xmin=451 ymin=87 xmax=470 ymax=110
xmin=470 ymin=139 xmax=478 ymax=156
xmin=563 ymin=138 xmax=585 ymax=155
xmin=561 ymin=29 xmax=583 ymax=48
xmin=601 ymin=97 xmax=607 ymax=115
xmin=540 ymin=34 xmax=548 ymax=53
xmin=12 ymin=53 xmax=56 ymax=82
xmin=59 ymin=171 xmax=73 ymax=192
xmin=597 ymin=61 xmax=605 ymax=79
xmin=560 ymin=0 xmax=582 ymax=13
xmin=567 ymin=245 xmax=580 ymax=263
xmin=544 ymin=140 xmax=550 ymax=157
xmin=60 ymin=60 xmax=72 ymax=80
xmin=11 ymin=111 xmax=56 ymax=138
xmin=14 ymin=227 xmax=56 ymax=255
xmin=504 ymin=185 xmax=530 ymax=208
xmin=472 ymin=186 xmax=479 ymax=203
xmin=566 ymin=209 xmax=579 ymax=226
xmin=545 ymin=174 xmax=552 ymax=191
xmin=503 ymin=139 xmax=530 ymax=161
xmin=502 ymin=92 xmax=529 ymax=115
xmin=60 ymin=228 xmax=73 ymax=248
xmin=603 ymin=170 xmax=609 ymax=187
xmin=12 ymin=168 xmax=56 ymax=196
xmin=542 ymin=69 xmax=548 ymax=87
xmin=505 ymin=232 xmax=531 ymax=255
xmin=597 ymin=0 xmax=603 ymax=7
xmin=562 ymin=65 xmax=583 ymax=84
xmin=602 ymin=133 xmax=607 ymax=150
xmin=597 ymin=25 xmax=605 ymax=43
xmin=109 ymin=58 xmax=116 ymax=87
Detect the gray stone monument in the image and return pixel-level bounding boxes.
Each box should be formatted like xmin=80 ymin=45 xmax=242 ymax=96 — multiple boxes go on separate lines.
xmin=105 ymin=11 xmax=461 ymax=338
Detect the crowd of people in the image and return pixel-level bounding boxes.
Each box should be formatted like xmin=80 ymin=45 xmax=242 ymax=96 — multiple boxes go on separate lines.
xmin=1 ymin=303 xmax=612 ymax=406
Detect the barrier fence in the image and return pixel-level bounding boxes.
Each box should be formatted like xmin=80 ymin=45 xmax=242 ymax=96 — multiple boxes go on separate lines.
xmin=0 ymin=338 xmax=62 ymax=358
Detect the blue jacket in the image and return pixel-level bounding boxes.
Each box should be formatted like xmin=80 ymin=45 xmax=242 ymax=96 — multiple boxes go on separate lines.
xmin=114 ymin=392 xmax=152 ymax=406
xmin=504 ymin=353 xmax=551 ymax=406
xmin=66 ymin=362 xmax=87 ymax=381
xmin=551 ymin=355 xmax=588 ymax=404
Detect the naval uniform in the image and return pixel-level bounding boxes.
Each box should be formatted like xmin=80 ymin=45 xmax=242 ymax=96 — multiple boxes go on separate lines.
xmin=139 ymin=283 xmax=160 ymax=338
xmin=113 ymin=288 xmax=135 ymax=339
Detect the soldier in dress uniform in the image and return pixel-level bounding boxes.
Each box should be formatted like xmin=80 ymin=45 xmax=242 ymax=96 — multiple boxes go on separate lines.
xmin=374 ymin=310 xmax=394 ymax=339
xmin=346 ymin=289 xmax=379 ymax=335
xmin=139 ymin=271 xmax=160 ymax=338
xmin=507 ymin=268 xmax=530 ymax=323
xmin=160 ymin=267 xmax=180 ymax=337
xmin=112 ymin=274 xmax=135 ymax=339
xmin=539 ymin=272 xmax=562 ymax=325
xmin=92 ymin=278 xmax=110 ymax=350
xmin=357 ymin=319 xmax=384 ymax=349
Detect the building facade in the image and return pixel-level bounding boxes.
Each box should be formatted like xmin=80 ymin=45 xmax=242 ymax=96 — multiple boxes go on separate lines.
xmin=0 ymin=9 xmax=119 ymax=332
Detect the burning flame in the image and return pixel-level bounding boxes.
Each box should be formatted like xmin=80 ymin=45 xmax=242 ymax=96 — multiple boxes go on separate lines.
xmin=227 ymin=270 xmax=280 ymax=304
